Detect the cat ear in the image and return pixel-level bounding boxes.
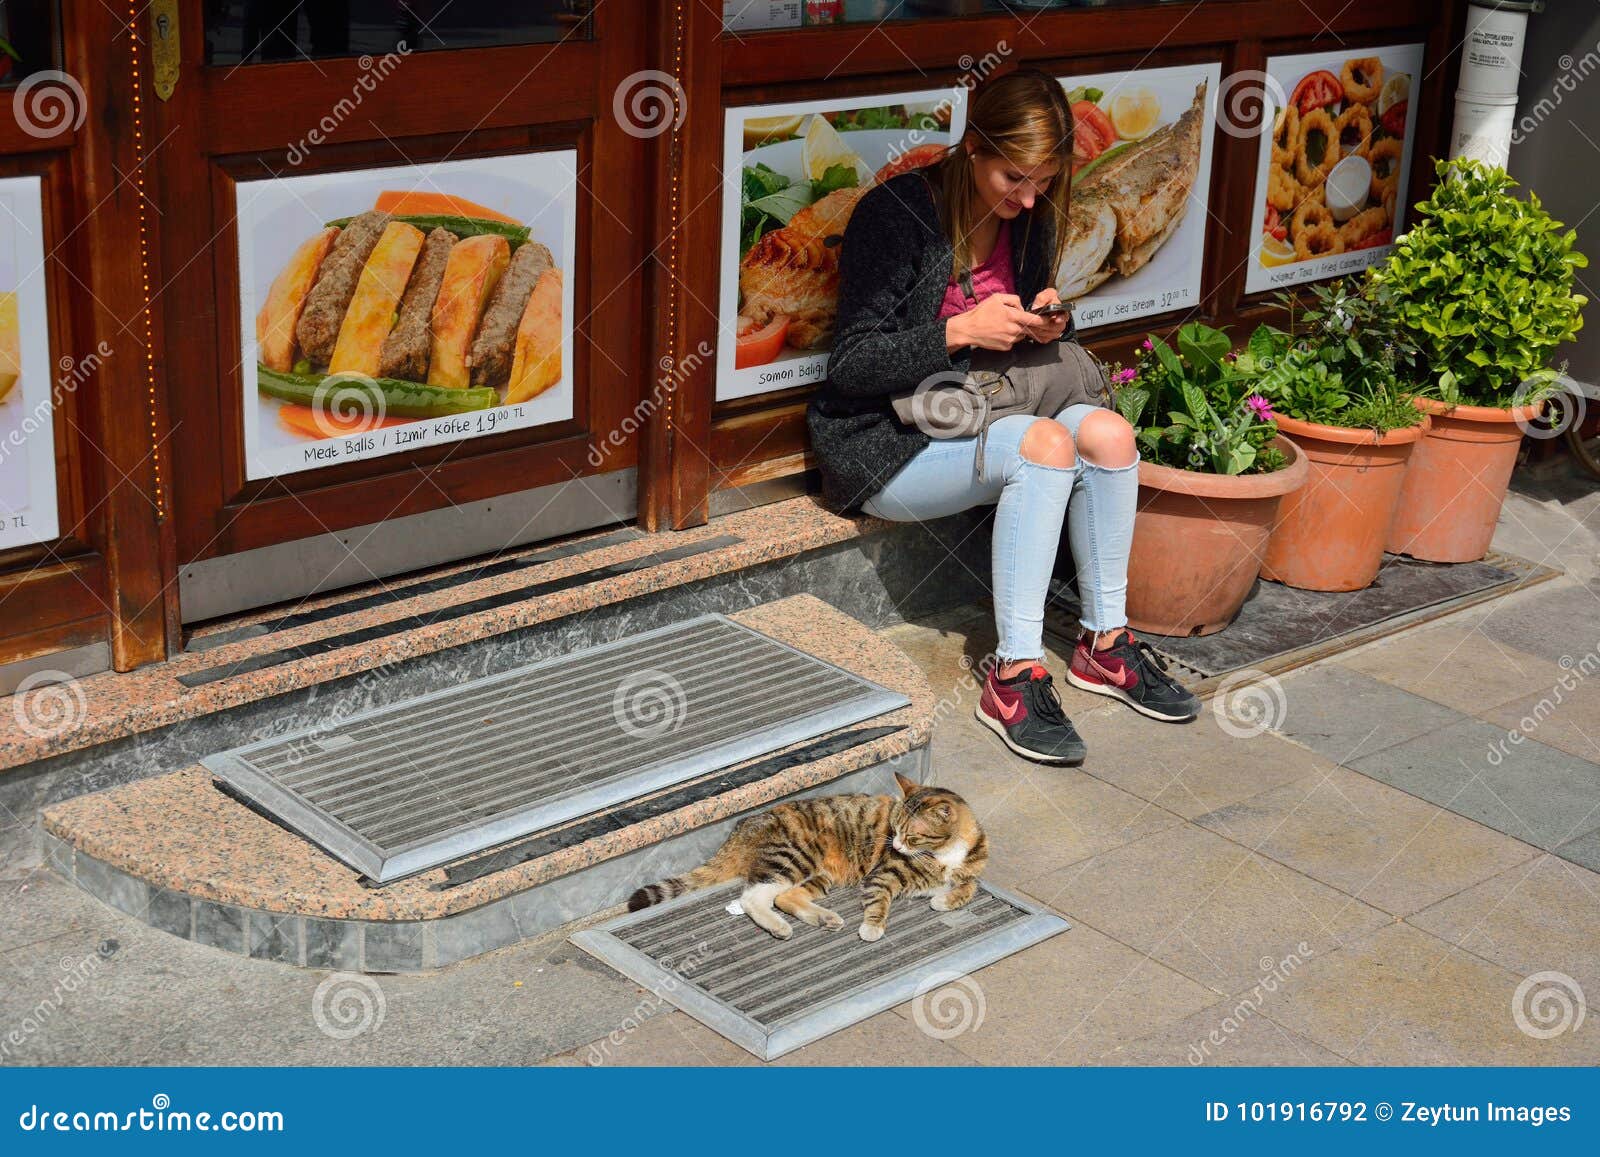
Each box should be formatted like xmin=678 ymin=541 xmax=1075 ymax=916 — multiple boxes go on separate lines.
xmin=894 ymin=772 xmax=920 ymax=797
xmin=932 ymin=802 xmax=953 ymax=821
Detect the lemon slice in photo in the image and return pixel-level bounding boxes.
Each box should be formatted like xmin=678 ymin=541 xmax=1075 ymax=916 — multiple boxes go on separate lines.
xmin=0 ymin=293 xmax=19 ymax=401
xmin=1260 ymin=232 xmax=1296 ymax=268
xmin=1109 ymin=88 xmax=1162 ymax=141
xmin=802 ymin=115 xmax=865 ymax=183
xmin=743 ymin=113 xmax=805 ymax=149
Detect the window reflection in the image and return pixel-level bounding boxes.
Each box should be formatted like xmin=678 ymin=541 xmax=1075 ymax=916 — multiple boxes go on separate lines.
xmin=205 ymin=0 xmax=592 ymax=66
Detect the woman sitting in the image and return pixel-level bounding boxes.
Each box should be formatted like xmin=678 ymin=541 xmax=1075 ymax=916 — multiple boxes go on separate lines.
xmin=806 ymin=69 xmax=1199 ymax=766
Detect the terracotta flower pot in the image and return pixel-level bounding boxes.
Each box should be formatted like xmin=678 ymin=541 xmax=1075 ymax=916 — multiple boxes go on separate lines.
xmin=1385 ymin=397 xmax=1542 ymax=563
xmin=1126 ymin=435 xmax=1309 ymax=637
xmin=1260 ymin=414 xmax=1427 ymax=592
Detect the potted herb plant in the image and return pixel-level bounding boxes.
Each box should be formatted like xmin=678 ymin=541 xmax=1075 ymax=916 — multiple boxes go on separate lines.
xmin=1115 ymin=322 xmax=1309 ymax=637
xmin=1241 ymin=279 xmax=1427 ymax=592
xmin=1369 ymin=157 xmax=1588 ymax=562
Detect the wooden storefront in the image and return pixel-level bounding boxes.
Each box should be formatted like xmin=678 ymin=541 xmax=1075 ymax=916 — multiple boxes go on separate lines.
xmin=0 ymin=0 xmax=1464 ymax=678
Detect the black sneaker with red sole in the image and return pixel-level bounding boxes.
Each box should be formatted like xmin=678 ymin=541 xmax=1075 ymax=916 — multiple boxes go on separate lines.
xmin=975 ymin=663 xmax=1088 ymax=765
xmin=1067 ymin=628 xmax=1199 ymax=722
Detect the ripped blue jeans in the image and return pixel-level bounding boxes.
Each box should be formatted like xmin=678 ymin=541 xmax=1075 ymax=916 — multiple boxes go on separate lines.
xmin=862 ymin=403 xmax=1138 ymax=662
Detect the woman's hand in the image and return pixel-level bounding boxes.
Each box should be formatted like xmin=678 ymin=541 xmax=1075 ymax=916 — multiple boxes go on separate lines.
xmin=945 ymin=293 xmax=1036 ymax=353
xmin=1023 ymin=289 xmax=1070 ymax=342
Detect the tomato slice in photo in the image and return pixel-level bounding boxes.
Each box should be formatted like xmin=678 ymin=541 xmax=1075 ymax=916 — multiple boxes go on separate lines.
xmin=1381 ymin=99 xmax=1408 ymax=138
xmin=735 ymin=314 xmax=790 ymax=369
xmin=1290 ymin=70 xmax=1344 ymax=114
xmin=1071 ymin=100 xmax=1116 ymax=165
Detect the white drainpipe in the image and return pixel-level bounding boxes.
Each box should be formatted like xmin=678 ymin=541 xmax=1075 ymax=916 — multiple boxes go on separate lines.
xmin=1450 ymin=0 xmax=1543 ymax=169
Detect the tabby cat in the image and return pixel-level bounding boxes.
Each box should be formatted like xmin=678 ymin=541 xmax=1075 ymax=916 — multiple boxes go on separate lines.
xmin=628 ymin=772 xmax=987 ymax=942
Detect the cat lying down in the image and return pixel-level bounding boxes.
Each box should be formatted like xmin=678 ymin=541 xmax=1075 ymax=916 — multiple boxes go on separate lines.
xmin=627 ymin=772 xmax=988 ymax=942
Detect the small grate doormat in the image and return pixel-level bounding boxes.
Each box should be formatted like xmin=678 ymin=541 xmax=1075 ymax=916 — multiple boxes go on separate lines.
xmin=571 ymin=881 xmax=1067 ymax=1061
xmin=1048 ymin=550 xmax=1558 ymax=688
xmin=203 ymin=614 xmax=909 ymax=883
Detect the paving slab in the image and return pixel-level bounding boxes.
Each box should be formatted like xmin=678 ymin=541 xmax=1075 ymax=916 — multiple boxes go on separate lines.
xmin=1260 ymin=922 xmax=1600 ymax=1064
xmin=1023 ymin=824 xmax=1392 ymax=996
xmin=1071 ymin=705 xmax=1336 ymax=820
xmin=1409 ymin=853 xmax=1600 ymax=1003
xmin=1099 ymin=1003 xmax=1347 ymax=1066
xmin=1346 ymin=717 xmax=1600 ymax=853
xmin=1271 ymin=666 xmax=1466 ymax=764
xmin=1480 ymin=681 xmax=1600 ymax=764
xmin=1555 ymin=826 xmax=1600 ymax=873
xmin=1475 ymin=581 xmax=1600 ymax=665
xmin=0 ymin=872 xmax=651 ymax=1066
xmin=1335 ymin=623 xmax=1567 ymax=714
xmin=1192 ymin=766 xmax=1540 ymax=917
xmin=888 ymin=917 xmax=1223 ymax=1065
xmin=955 ymin=762 xmax=1184 ymax=888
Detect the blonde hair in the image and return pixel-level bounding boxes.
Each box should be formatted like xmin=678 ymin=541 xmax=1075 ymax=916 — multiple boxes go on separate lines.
xmin=927 ymin=69 xmax=1075 ymax=290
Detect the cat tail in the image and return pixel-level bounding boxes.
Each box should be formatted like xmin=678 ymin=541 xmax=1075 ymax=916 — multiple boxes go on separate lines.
xmin=627 ymin=851 xmax=742 ymax=912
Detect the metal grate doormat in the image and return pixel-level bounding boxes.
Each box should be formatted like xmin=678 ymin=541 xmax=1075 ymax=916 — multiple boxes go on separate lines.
xmin=202 ymin=615 xmax=910 ymax=883
xmin=571 ymin=881 xmax=1067 ymax=1061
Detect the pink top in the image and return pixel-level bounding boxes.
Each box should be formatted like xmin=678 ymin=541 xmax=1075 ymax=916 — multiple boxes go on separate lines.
xmin=937 ymin=225 xmax=1016 ymax=320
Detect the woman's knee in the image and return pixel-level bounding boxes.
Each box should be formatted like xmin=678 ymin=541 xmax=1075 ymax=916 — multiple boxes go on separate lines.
xmin=1074 ymin=409 xmax=1137 ymax=467
xmin=1019 ymin=418 xmax=1076 ymax=469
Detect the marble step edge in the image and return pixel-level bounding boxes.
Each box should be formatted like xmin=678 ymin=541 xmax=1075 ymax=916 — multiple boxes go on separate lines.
xmin=0 ymin=499 xmax=885 ymax=773
xmin=41 ymin=742 xmax=932 ymax=975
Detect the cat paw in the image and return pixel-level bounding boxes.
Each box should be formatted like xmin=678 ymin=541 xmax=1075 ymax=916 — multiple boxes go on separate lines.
xmin=817 ymin=908 xmax=845 ymax=931
xmin=857 ymin=923 xmax=884 ymax=943
xmin=767 ymin=921 xmax=793 ymax=941
xmin=930 ymin=893 xmax=969 ymax=911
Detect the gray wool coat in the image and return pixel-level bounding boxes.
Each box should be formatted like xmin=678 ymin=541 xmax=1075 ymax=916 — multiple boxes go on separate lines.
xmin=805 ymin=168 xmax=1094 ymax=513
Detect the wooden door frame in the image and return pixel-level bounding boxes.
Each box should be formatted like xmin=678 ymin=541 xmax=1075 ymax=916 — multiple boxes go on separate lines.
xmin=148 ymin=3 xmax=649 ymax=566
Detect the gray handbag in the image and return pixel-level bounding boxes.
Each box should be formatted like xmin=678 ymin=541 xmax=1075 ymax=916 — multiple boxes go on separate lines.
xmin=889 ymin=335 xmax=1113 ymax=481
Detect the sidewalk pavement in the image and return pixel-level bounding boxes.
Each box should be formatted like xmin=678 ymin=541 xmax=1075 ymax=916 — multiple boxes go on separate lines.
xmin=2 ymin=476 xmax=1598 ymax=1066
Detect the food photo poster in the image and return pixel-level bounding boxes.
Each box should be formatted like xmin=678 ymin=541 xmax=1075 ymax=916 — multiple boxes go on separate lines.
xmin=1246 ymin=43 xmax=1424 ymax=294
xmin=718 ymin=87 xmax=967 ymax=402
xmin=0 ymin=176 xmax=60 ymax=550
xmin=1054 ymin=61 xmax=1220 ymax=331
xmin=237 ymin=152 xmax=578 ymax=481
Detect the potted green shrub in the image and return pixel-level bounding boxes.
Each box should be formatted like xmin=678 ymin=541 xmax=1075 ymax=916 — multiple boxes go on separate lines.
xmin=1241 ymin=279 xmax=1427 ymax=592
xmin=1369 ymin=157 xmax=1588 ymax=562
xmin=1115 ymin=322 xmax=1308 ymax=637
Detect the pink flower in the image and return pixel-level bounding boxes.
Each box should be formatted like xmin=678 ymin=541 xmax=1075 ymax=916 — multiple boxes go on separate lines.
xmin=1245 ymin=394 xmax=1275 ymax=421
xmin=1113 ymin=367 xmax=1138 ymax=384
xmin=1140 ymin=338 xmax=1153 ymax=350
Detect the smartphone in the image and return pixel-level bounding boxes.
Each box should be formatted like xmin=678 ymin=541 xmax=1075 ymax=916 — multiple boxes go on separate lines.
xmin=1029 ymin=301 xmax=1070 ymax=317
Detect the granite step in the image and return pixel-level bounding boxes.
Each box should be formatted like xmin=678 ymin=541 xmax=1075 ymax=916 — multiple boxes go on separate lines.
xmin=38 ymin=596 xmax=937 ymax=972
xmin=0 ymin=498 xmax=990 ymax=874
